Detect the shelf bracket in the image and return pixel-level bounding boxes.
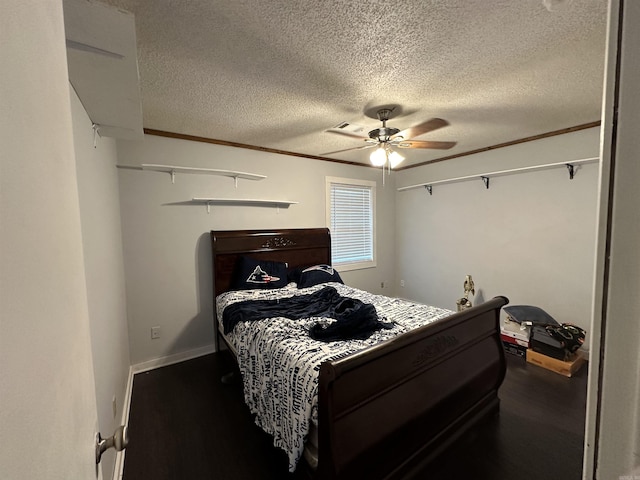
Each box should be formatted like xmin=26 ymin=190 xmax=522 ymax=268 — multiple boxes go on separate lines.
xmin=566 ymin=163 xmax=575 ymax=180
xmin=92 ymin=123 xmax=100 ymax=149
xmin=170 ymin=169 xmax=176 ymax=184
xmin=206 ymin=202 xmax=211 ymax=214
xmin=425 ymin=185 xmax=433 ymax=196
xmin=481 ymin=176 xmax=490 ymax=189
xmin=233 ymin=176 xmax=239 ymax=188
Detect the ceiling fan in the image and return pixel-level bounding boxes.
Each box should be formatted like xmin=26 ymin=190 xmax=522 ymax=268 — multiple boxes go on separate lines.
xmin=323 ymin=107 xmax=456 ymax=169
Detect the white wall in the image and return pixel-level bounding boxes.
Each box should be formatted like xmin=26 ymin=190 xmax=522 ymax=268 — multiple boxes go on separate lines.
xmin=395 ymin=127 xmax=600 ymax=338
xmin=71 ymin=87 xmax=130 ymax=479
xmin=0 ymin=1 xmax=99 ymax=479
xmin=116 ymin=134 xmax=396 ymax=365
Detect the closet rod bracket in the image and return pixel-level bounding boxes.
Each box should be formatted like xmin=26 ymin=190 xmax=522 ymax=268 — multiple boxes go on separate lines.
xmin=566 ymin=164 xmax=575 ymax=180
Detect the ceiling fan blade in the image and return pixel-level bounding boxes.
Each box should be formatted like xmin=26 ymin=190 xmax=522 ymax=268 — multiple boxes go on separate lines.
xmin=393 ymin=118 xmax=449 ymax=141
xmin=396 ymin=140 xmax=457 ymax=150
xmin=321 ymin=143 xmax=377 ymax=156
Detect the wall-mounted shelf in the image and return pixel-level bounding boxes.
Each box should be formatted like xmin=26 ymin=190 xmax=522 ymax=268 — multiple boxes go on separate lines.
xmin=190 ymin=197 xmax=298 ymax=213
xmin=397 ymin=157 xmax=599 ymax=194
xmin=117 ymin=163 xmax=266 ymax=187
xmin=65 ymin=0 xmax=143 ymax=141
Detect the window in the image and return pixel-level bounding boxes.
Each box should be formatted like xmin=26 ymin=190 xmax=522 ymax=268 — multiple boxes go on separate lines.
xmin=326 ymin=177 xmax=376 ymax=271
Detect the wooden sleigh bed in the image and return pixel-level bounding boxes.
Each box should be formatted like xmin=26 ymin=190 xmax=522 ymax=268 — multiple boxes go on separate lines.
xmin=211 ymin=227 xmax=509 ymax=479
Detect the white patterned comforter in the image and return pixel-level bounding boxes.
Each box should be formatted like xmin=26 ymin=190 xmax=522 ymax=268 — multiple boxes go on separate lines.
xmin=216 ymin=282 xmax=452 ymax=472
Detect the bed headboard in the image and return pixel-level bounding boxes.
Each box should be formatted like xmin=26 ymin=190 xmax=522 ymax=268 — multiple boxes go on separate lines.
xmin=210 ymin=228 xmax=331 ymax=298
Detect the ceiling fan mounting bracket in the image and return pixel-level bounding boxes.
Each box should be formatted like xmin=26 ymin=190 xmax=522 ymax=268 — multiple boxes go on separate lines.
xmin=363 ymin=104 xmax=403 ymax=121
xmin=376 ymin=108 xmax=394 ymax=122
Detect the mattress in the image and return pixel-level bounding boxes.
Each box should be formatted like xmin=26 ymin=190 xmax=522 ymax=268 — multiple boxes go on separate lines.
xmin=216 ymin=282 xmax=452 ymax=472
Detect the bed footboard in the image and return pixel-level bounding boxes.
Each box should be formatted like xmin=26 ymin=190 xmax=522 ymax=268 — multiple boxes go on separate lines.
xmin=316 ymin=296 xmax=509 ymax=479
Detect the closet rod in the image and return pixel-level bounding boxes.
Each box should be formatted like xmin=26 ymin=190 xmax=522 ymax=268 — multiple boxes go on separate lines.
xmin=397 ymin=157 xmax=599 ymax=192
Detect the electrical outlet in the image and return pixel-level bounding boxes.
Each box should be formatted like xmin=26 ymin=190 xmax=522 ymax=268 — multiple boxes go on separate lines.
xmin=400 ymin=280 xmax=405 ymax=287
xmin=151 ymin=326 xmax=161 ymax=339
xmin=112 ymin=395 xmax=117 ymax=419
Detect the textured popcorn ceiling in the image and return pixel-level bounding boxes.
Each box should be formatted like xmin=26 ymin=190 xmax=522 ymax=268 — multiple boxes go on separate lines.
xmin=100 ymin=0 xmax=607 ymax=168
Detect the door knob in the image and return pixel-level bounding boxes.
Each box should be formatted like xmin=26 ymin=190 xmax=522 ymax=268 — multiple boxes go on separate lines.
xmin=95 ymin=425 xmax=129 ymax=464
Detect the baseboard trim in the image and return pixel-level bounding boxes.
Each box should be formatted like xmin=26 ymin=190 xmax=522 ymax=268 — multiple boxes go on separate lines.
xmin=131 ymin=344 xmax=217 ymax=375
xmin=578 ymin=347 xmax=590 ymax=362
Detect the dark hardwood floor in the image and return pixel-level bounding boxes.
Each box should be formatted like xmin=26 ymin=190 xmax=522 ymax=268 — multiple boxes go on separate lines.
xmin=122 ymin=351 xmax=588 ymax=480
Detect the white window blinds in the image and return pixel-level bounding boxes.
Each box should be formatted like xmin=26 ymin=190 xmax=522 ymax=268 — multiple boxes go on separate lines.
xmin=328 ymin=179 xmax=375 ymax=269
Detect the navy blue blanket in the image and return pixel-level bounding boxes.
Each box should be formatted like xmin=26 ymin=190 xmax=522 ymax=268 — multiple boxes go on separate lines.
xmin=222 ymin=286 xmax=393 ymax=341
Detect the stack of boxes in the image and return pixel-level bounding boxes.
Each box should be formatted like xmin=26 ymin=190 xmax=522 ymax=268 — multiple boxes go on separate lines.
xmin=500 ymin=315 xmax=530 ymax=358
xmin=500 ymin=305 xmax=586 ymax=377
xmin=500 ymin=305 xmax=555 ymax=358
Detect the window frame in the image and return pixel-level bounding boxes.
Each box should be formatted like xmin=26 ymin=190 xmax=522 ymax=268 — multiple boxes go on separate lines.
xmin=325 ymin=176 xmax=377 ymax=272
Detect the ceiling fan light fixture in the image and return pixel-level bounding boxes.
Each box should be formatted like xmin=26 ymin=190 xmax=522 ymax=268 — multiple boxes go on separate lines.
xmin=370 ymin=146 xmax=387 ymax=166
xmin=388 ymin=150 xmax=405 ymax=169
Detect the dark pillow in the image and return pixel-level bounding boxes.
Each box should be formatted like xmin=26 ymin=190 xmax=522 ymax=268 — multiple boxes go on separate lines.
xmin=295 ymin=264 xmax=343 ymax=288
xmin=230 ymin=256 xmax=288 ymax=290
